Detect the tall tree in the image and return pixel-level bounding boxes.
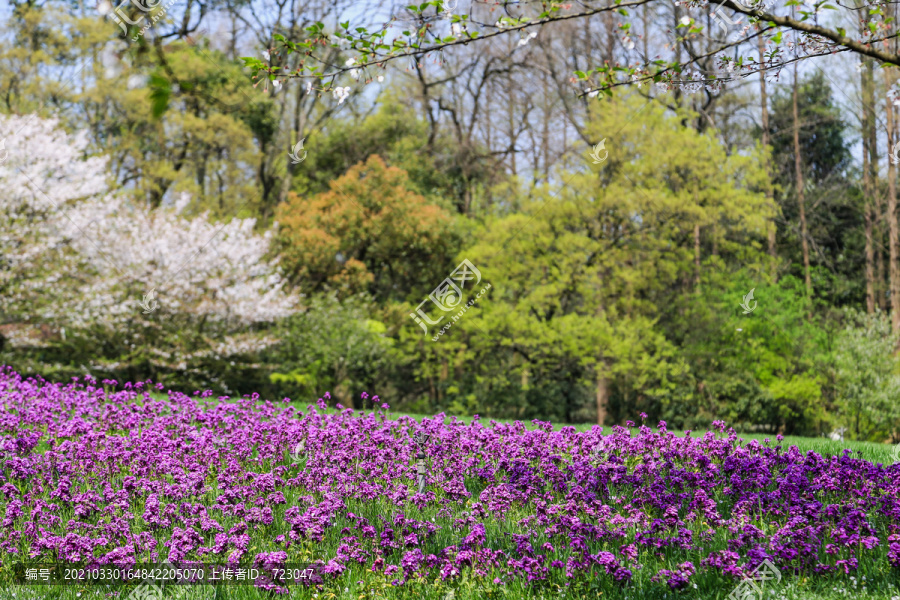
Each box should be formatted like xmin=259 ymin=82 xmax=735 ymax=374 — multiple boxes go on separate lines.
xmin=862 ymin=53 xmax=877 ymax=314
xmin=276 ymin=155 xmax=461 ymax=302
xmin=886 ymin=64 xmax=900 ymax=335
xmin=792 ymin=62 xmax=812 ymax=296
xmin=758 ymin=30 xmax=777 ymax=276
xmin=430 ymin=95 xmax=775 ymax=425
xmin=768 ymin=71 xmax=850 ymax=295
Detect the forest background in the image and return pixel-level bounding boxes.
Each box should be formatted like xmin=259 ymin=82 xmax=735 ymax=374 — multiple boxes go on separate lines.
xmin=2 ymin=0 xmax=900 ymax=442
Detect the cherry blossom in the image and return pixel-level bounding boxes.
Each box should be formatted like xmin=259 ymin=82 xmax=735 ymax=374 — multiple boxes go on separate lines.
xmin=0 ymin=114 xmax=296 ymax=355
xmin=333 ymin=86 xmax=351 ymax=104
xmin=517 ymin=32 xmax=537 ymax=47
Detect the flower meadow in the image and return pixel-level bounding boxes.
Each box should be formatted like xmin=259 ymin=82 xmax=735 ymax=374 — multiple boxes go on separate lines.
xmin=2 ymin=368 xmax=900 ymax=600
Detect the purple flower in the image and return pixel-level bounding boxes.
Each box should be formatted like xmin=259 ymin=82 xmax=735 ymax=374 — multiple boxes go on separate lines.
xmin=1 ymin=368 xmax=898 ymax=595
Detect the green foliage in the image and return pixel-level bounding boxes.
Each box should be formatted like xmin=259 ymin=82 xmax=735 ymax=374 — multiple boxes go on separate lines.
xmin=276 ymin=155 xmax=464 ymax=302
xmin=661 ymin=273 xmax=832 ymax=435
xmin=2 ymin=7 xmax=894 ymax=444
xmin=83 ymin=42 xmax=270 ymax=215
xmin=267 ymin=293 xmax=395 ymax=407
xmin=765 ymin=71 xmax=860 ymax=305
xmin=390 ymin=95 xmax=777 ymax=425
xmin=834 ymin=309 xmax=900 ymax=442
xmin=0 ymin=317 xmax=278 ymax=401
xmin=768 ymin=71 xmax=850 ymax=187
xmin=291 ymin=97 xmax=496 ymax=214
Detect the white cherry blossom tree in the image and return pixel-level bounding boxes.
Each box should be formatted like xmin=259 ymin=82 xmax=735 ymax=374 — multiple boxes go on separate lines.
xmin=0 ymin=114 xmax=296 ymax=372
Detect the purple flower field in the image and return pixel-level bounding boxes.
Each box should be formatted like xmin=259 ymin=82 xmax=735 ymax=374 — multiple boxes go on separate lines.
xmin=2 ymin=367 xmax=900 ymax=599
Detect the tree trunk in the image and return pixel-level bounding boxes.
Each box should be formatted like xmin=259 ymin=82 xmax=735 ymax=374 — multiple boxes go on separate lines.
xmin=507 ymin=72 xmax=517 ymax=177
xmin=542 ymin=71 xmax=550 ymax=183
xmin=673 ymin=5 xmax=684 ymax=115
xmin=862 ymin=56 xmax=876 ymax=314
xmin=869 ymin=55 xmax=887 ymax=310
xmin=878 ymin=230 xmax=888 ymax=310
xmin=792 ymin=63 xmax=812 ymax=296
xmin=694 ymin=222 xmax=701 ymax=290
xmin=758 ymin=32 xmax=777 ymax=274
xmin=884 ymin=66 xmax=900 ymax=335
xmin=278 ymin=82 xmax=308 ymax=206
xmin=335 ymin=363 xmax=352 ymax=408
xmin=865 ymin=201 xmax=876 ymax=314
xmin=596 ymin=368 xmax=608 ymax=426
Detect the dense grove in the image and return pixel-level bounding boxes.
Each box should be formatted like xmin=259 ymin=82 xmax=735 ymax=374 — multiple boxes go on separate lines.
xmin=2 ymin=369 xmax=900 ymax=598
xmin=4 ymin=16 xmax=900 ymax=439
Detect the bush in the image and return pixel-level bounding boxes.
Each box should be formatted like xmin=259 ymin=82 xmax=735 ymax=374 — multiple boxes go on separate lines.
xmin=834 ymin=309 xmax=900 ymax=442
